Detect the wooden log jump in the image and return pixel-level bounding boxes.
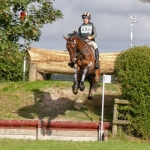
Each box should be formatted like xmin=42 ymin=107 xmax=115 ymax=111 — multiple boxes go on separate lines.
xmin=27 ymin=47 xmax=120 ymax=81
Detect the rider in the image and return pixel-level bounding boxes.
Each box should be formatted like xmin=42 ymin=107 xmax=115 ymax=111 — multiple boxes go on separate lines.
xmin=78 ymin=12 xmax=100 ymax=69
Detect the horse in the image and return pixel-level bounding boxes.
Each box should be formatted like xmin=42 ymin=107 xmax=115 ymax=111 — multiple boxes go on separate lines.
xmin=63 ymin=32 xmax=100 ymax=100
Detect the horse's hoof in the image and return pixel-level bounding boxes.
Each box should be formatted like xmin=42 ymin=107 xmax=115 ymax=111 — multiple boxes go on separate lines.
xmin=88 ymin=96 xmax=93 ymax=100
xmin=68 ymin=62 xmax=74 ymax=68
xmin=73 ymin=90 xmax=78 ymax=95
xmin=72 ymin=84 xmax=78 ymax=94
xmin=72 ymin=84 xmax=78 ymax=89
xmin=79 ymin=84 xmax=85 ymax=91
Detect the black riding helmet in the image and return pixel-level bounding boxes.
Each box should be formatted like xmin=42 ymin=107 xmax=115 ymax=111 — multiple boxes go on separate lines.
xmin=82 ymin=12 xmax=91 ymax=19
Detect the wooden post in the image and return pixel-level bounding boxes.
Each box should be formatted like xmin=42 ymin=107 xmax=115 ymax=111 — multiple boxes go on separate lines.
xmin=36 ymin=72 xmax=46 ymax=81
xmin=112 ymin=99 xmax=130 ymax=137
xmin=112 ymin=103 xmax=118 ymax=137
xmin=104 ymin=130 xmax=108 ymax=141
xmin=29 ymin=63 xmax=37 ymax=81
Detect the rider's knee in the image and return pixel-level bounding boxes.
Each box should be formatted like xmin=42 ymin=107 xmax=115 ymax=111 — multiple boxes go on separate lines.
xmin=93 ymin=43 xmax=98 ymax=49
xmin=90 ymin=41 xmax=98 ymax=49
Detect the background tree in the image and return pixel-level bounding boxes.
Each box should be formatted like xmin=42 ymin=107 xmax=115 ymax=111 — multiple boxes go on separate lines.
xmin=0 ymin=0 xmax=63 ymax=81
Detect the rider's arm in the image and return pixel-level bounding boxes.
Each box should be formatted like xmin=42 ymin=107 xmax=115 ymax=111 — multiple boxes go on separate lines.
xmin=78 ymin=26 xmax=82 ymax=37
xmin=92 ymin=23 xmax=97 ymax=38
xmin=87 ymin=23 xmax=97 ymax=40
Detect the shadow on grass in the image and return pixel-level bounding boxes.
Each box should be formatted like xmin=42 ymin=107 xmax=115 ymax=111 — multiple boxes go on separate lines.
xmin=17 ymin=88 xmax=122 ymax=122
xmin=84 ymin=94 xmax=122 ymax=122
xmin=18 ymin=89 xmax=75 ymax=120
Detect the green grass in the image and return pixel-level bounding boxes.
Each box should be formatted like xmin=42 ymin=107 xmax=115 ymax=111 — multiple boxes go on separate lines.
xmin=0 ymin=139 xmax=149 ymax=150
xmin=0 ymin=81 xmax=149 ymax=144
xmin=0 ymin=81 xmax=121 ymax=121
xmin=0 ymin=80 xmax=73 ymax=92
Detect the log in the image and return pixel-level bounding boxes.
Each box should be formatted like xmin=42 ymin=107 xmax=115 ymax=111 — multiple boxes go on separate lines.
xmin=27 ymin=47 xmax=120 ymax=76
xmin=112 ymin=120 xmax=130 ymax=125
xmin=114 ymin=99 xmax=130 ymax=105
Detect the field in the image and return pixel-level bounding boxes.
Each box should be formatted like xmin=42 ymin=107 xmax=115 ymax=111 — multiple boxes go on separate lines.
xmin=0 ymin=80 xmax=122 ymax=122
xmin=1 ymin=80 xmax=149 ymax=149
xmin=0 ymin=138 xmax=150 ymax=150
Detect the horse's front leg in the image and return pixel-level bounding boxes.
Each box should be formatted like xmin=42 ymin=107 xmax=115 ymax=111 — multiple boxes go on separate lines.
xmin=72 ymin=63 xmax=78 ymax=94
xmin=79 ymin=62 xmax=92 ymax=91
xmin=78 ymin=67 xmax=87 ymax=91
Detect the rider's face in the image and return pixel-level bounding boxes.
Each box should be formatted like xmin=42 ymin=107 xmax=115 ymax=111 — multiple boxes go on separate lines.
xmin=83 ymin=18 xmax=89 ymax=24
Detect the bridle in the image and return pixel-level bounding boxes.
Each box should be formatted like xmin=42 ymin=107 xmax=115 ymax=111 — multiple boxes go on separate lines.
xmin=67 ymin=37 xmax=88 ymax=58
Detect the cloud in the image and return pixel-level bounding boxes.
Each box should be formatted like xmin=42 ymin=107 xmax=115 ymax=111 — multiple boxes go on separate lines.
xmin=32 ymin=0 xmax=150 ymax=53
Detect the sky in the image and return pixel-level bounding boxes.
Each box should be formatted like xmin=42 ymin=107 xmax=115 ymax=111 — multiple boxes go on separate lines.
xmin=31 ymin=0 xmax=150 ymax=53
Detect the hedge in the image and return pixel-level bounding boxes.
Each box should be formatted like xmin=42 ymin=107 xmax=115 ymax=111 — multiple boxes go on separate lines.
xmin=115 ymin=46 xmax=150 ymax=139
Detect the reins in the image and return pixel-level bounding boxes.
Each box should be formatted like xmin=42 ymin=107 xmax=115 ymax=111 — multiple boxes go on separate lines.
xmin=66 ymin=34 xmax=92 ymax=63
xmin=75 ymin=43 xmax=88 ymax=56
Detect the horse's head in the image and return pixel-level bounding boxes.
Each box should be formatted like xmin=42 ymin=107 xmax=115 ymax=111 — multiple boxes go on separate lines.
xmin=63 ymin=35 xmax=77 ymax=63
xmin=63 ymin=31 xmax=87 ymax=63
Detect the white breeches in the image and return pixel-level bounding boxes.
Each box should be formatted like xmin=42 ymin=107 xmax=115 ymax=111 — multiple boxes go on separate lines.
xmin=85 ymin=40 xmax=98 ymax=50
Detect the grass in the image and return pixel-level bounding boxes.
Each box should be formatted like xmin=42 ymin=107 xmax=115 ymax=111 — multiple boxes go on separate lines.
xmin=1 ymin=81 xmax=149 ymax=144
xmin=0 ymin=80 xmax=122 ymax=121
xmin=0 ymin=138 xmax=150 ymax=150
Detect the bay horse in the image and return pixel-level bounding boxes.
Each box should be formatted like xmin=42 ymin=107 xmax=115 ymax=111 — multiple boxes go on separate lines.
xmin=63 ymin=32 xmax=100 ymax=100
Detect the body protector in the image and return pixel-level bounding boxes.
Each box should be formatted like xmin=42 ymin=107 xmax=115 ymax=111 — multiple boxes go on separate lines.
xmin=78 ymin=22 xmax=97 ymax=42
xmin=78 ymin=21 xmax=99 ymax=69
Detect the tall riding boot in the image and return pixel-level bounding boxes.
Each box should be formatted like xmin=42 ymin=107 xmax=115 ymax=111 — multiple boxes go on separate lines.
xmin=94 ymin=48 xmax=100 ymax=69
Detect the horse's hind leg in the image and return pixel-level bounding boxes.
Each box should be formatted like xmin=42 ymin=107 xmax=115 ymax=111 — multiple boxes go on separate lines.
xmin=88 ymin=82 xmax=99 ymax=100
xmin=88 ymin=70 xmax=100 ymax=100
xmin=88 ymin=82 xmax=93 ymax=100
xmin=88 ymin=79 xmax=94 ymax=100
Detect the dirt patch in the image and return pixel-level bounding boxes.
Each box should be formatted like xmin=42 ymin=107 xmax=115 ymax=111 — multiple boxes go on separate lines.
xmin=1 ymin=83 xmax=121 ymax=122
xmin=17 ymin=84 xmax=121 ymax=121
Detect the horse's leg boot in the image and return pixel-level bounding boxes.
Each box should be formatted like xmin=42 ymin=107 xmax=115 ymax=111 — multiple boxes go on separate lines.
xmin=68 ymin=62 xmax=74 ymax=68
xmin=94 ymin=48 xmax=100 ymax=69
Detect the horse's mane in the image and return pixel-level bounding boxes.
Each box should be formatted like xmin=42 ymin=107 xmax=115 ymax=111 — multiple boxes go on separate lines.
xmin=67 ymin=31 xmax=78 ymax=37
xmin=67 ymin=31 xmax=86 ymax=43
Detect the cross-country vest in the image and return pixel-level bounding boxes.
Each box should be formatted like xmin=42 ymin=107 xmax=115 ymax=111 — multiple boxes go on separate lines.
xmin=80 ymin=23 xmax=93 ymax=39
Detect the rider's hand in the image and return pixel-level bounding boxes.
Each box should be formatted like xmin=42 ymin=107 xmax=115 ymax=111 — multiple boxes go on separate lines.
xmin=87 ymin=36 xmax=93 ymax=40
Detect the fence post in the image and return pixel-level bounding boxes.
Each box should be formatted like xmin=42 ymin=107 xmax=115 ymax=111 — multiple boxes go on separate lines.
xmin=29 ymin=63 xmax=37 ymax=81
xmin=112 ymin=101 xmax=118 ymax=137
xmin=112 ymin=99 xmax=130 ymax=137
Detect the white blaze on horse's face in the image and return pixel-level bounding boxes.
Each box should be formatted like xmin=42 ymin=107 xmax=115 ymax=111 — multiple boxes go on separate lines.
xmin=74 ymin=40 xmax=76 ymax=44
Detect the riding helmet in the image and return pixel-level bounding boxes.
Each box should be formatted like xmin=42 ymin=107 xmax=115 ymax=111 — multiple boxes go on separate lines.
xmin=82 ymin=12 xmax=91 ymax=19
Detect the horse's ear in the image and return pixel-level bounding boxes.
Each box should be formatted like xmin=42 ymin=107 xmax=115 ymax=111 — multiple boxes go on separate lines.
xmin=74 ymin=30 xmax=78 ymax=35
xmin=63 ymin=36 xmax=68 ymax=41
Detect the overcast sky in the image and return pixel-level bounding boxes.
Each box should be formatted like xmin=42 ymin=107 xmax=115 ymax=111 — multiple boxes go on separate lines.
xmin=31 ymin=0 xmax=150 ymax=53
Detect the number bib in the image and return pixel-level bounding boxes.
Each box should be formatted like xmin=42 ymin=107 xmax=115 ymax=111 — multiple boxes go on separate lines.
xmin=81 ymin=25 xmax=92 ymax=34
